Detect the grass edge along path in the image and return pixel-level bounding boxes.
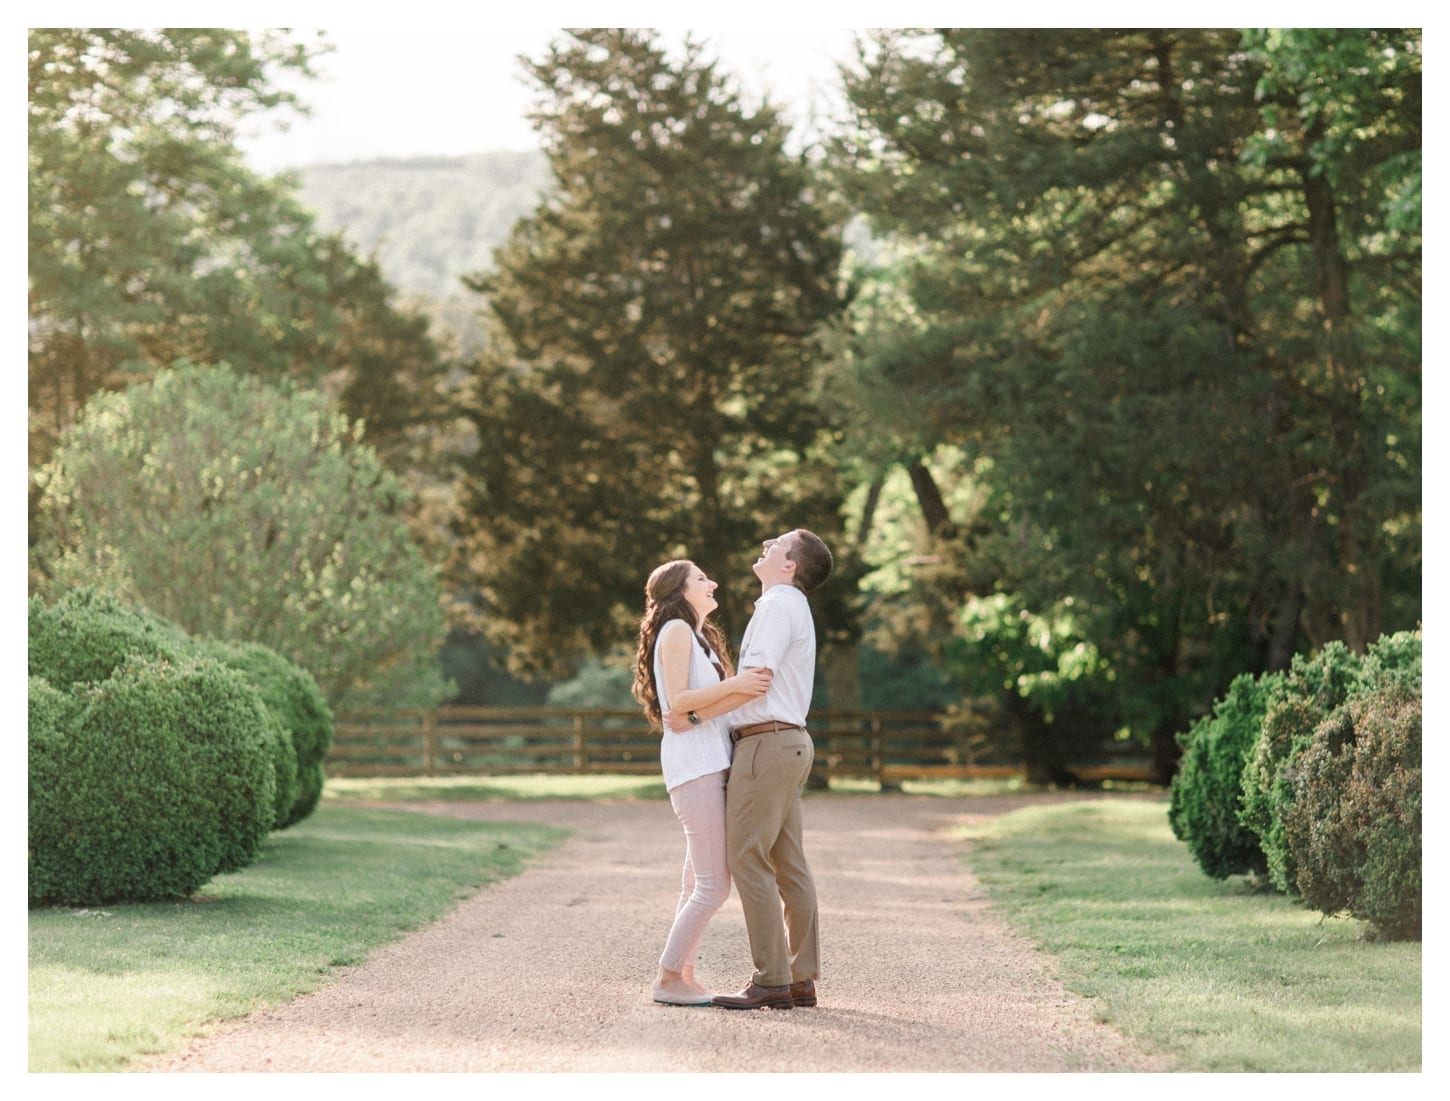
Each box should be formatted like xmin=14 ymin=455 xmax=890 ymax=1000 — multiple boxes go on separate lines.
xmin=28 ymin=803 xmax=566 ymax=1072
xmin=958 ymin=798 xmax=1421 ymax=1073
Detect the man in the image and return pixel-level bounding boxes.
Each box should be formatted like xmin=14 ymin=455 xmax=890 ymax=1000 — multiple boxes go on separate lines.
xmin=672 ymin=528 xmax=832 ymax=1010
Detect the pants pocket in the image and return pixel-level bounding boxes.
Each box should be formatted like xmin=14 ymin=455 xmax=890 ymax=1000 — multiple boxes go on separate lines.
xmin=784 ymin=738 xmax=813 ymax=781
xmin=744 ymin=739 xmax=762 ymax=782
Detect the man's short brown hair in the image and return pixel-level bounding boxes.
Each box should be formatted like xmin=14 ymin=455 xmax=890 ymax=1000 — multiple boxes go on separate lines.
xmin=788 ymin=529 xmax=833 ymax=593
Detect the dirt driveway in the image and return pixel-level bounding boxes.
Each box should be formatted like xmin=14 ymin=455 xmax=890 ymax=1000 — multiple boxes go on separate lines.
xmin=146 ymin=792 xmax=1171 ymax=1073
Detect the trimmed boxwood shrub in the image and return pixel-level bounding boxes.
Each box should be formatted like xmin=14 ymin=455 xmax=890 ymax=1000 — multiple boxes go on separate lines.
xmin=1239 ymin=641 xmax=1366 ymax=896
xmin=31 ymin=588 xmax=335 ymax=833
xmin=260 ymin=710 xmax=300 ymax=831
xmin=1284 ymin=683 xmax=1421 ymax=939
xmin=1239 ymin=631 xmax=1421 ymax=899
xmin=29 ymin=656 xmax=276 ymax=905
xmin=1359 ymin=629 xmax=1423 ymax=693
xmin=206 ymin=640 xmax=332 ymax=827
xmin=28 ymin=675 xmax=79 ymax=760
xmin=203 ymin=641 xmax=298 ymax=828
xmin=1168 ymin=670 xmax=1283 ymax=880
xmin=28 ymin=588 xmax=190 ymax=688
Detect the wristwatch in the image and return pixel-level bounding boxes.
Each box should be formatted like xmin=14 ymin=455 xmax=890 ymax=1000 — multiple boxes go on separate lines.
xmin=687 ymin=711 xmax=701 ymax=725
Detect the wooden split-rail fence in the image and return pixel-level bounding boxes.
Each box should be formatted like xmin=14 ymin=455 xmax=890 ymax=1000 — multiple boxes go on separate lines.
xmin=328 ymin=706 xmax=1156 ymax=786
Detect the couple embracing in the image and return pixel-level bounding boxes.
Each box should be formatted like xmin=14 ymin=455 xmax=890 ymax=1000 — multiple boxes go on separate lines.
xmin=630 ymin=529 xmax=833 ymax=1010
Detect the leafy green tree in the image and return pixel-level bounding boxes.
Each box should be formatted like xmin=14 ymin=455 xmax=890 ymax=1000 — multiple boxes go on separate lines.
xmin=830 ymin=29 xmax=1420 ymax=774
xmin=27 ymin=28 xmax=450 ymax=472
xmin=452 ymin=29 xmax=850 ymax=678
xmin=1242 ymin=29 xmax=1422 ymax=235
xmin=31 ymin=362 xmax=452 ymax=710
xmin=842 ymin=445 xmax=1113 ymax=776
xmin=545 ymin=658 xmax=636 ymax=709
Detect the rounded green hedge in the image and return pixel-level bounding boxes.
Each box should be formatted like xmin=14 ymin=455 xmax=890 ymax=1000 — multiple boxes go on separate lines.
xmin=1284 ymin=684 xmax=1421 ymax=939
xmin=29 ymin=656 xmax=276 ymax=905
xmin=26 ymin=588 xmax=339 ymax=903
xmin=1240 ymin=632 xmax=1421 ymax=899
xmin=28 ymin=675 xmax=79 ymax=759
xmin=28 ymin=589 xmax=189 ymax=688
xmin=1239 ymin=641 xmax=1367 ymax=896
xmin=1168 ymin=670 xmax=1282 ymax=881
xmin=31 ymin=589 xmax=333 ymax=840
xmin=207 ymin=640 xmax=332 ymax=827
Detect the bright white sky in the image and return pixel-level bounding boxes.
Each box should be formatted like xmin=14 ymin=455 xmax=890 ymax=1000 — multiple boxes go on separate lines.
xmin=230 ymin=7 xmax=1405 ymax=172
xmin=237 ymin=25 xmax=863 ymax=172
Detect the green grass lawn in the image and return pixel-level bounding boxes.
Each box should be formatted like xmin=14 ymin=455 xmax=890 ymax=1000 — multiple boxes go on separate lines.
xmin=30 ymin=778 xmax=1422 ymax=1073
xmin=28 ymin=802 xmax=565 ymax=1072
xmin=322 ymin=772 xmax=670 ymax=803
xmin=959 ymin=797 xmax=1422 ymax=1072
xmin=321 ymin=772 xmax=1035 ymax=802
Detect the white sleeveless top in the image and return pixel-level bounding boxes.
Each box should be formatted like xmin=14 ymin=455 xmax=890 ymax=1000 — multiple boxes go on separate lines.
xmin=652 ymin=619 xmax=733 ymax=791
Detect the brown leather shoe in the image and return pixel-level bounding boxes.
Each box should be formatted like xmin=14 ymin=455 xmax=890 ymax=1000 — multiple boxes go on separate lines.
xmin=711 ymin=982 xmax=794 ymax=1010
xmin=790 ymin=980 xmax=817 ymax=1007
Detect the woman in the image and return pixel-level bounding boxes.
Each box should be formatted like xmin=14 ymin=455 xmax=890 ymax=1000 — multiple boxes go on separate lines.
xmin=632 ymin=559 xmax=771 ymax=1006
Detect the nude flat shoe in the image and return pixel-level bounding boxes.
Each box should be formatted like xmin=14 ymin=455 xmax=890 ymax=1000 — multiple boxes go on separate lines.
xmin=652 ymin=986 xmax=714 ymax=1006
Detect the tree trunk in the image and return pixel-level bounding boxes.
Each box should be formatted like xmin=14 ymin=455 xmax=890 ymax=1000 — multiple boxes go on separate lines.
xmin=1149 ymin=724 xmax=1180 ymax=787
xmin=907 ymin=457 xmax=956 ymax=539
xmin=1265 ymin=588 xmax=1301 ymax=672
xmin=1004 ymin=693 xmax=1079 ymax=786
xmin=1302 ymin=131 xmax=1380 ymax=652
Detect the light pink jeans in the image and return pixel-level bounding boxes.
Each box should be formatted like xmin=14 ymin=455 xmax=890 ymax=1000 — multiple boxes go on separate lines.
xmin=658 ymin=769 xmax=731 ymax=974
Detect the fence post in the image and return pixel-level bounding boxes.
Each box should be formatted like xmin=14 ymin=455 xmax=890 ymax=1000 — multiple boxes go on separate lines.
xmin=574 ymin=713 xmax=587 ymax=771
xmin=870 ymin=715 xmax=882 ymax=786
xmin=422 ymin=709 xmax=436 ymax=775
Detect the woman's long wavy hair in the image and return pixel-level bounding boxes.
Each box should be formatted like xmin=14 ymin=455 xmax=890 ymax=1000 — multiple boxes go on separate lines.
xmin=631 ymin=559 xmax=734 ymax=728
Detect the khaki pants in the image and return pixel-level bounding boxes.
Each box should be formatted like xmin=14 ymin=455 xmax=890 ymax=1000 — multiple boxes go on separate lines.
xmin=725 ymin=728 xmax=818 ymax=988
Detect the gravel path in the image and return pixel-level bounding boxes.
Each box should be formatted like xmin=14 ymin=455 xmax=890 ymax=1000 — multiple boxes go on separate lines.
xmin=146 ymin=792 xmax=1171 ymax=1073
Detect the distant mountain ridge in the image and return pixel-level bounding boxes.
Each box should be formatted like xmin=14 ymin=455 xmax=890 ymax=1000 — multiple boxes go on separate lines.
xmin=294 ymin=150 xmax=551 ymax=300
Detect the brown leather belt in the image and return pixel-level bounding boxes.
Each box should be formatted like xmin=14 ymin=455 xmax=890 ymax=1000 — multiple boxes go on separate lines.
xmin=730 ymin=720 xmax=806 ymax=745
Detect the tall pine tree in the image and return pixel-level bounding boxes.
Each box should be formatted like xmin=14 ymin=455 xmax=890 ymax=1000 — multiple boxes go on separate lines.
xmin=831 ymin=29 xmax=1420 ymax=775
xmin=453 ymin=29 xmax=848 ymax=678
